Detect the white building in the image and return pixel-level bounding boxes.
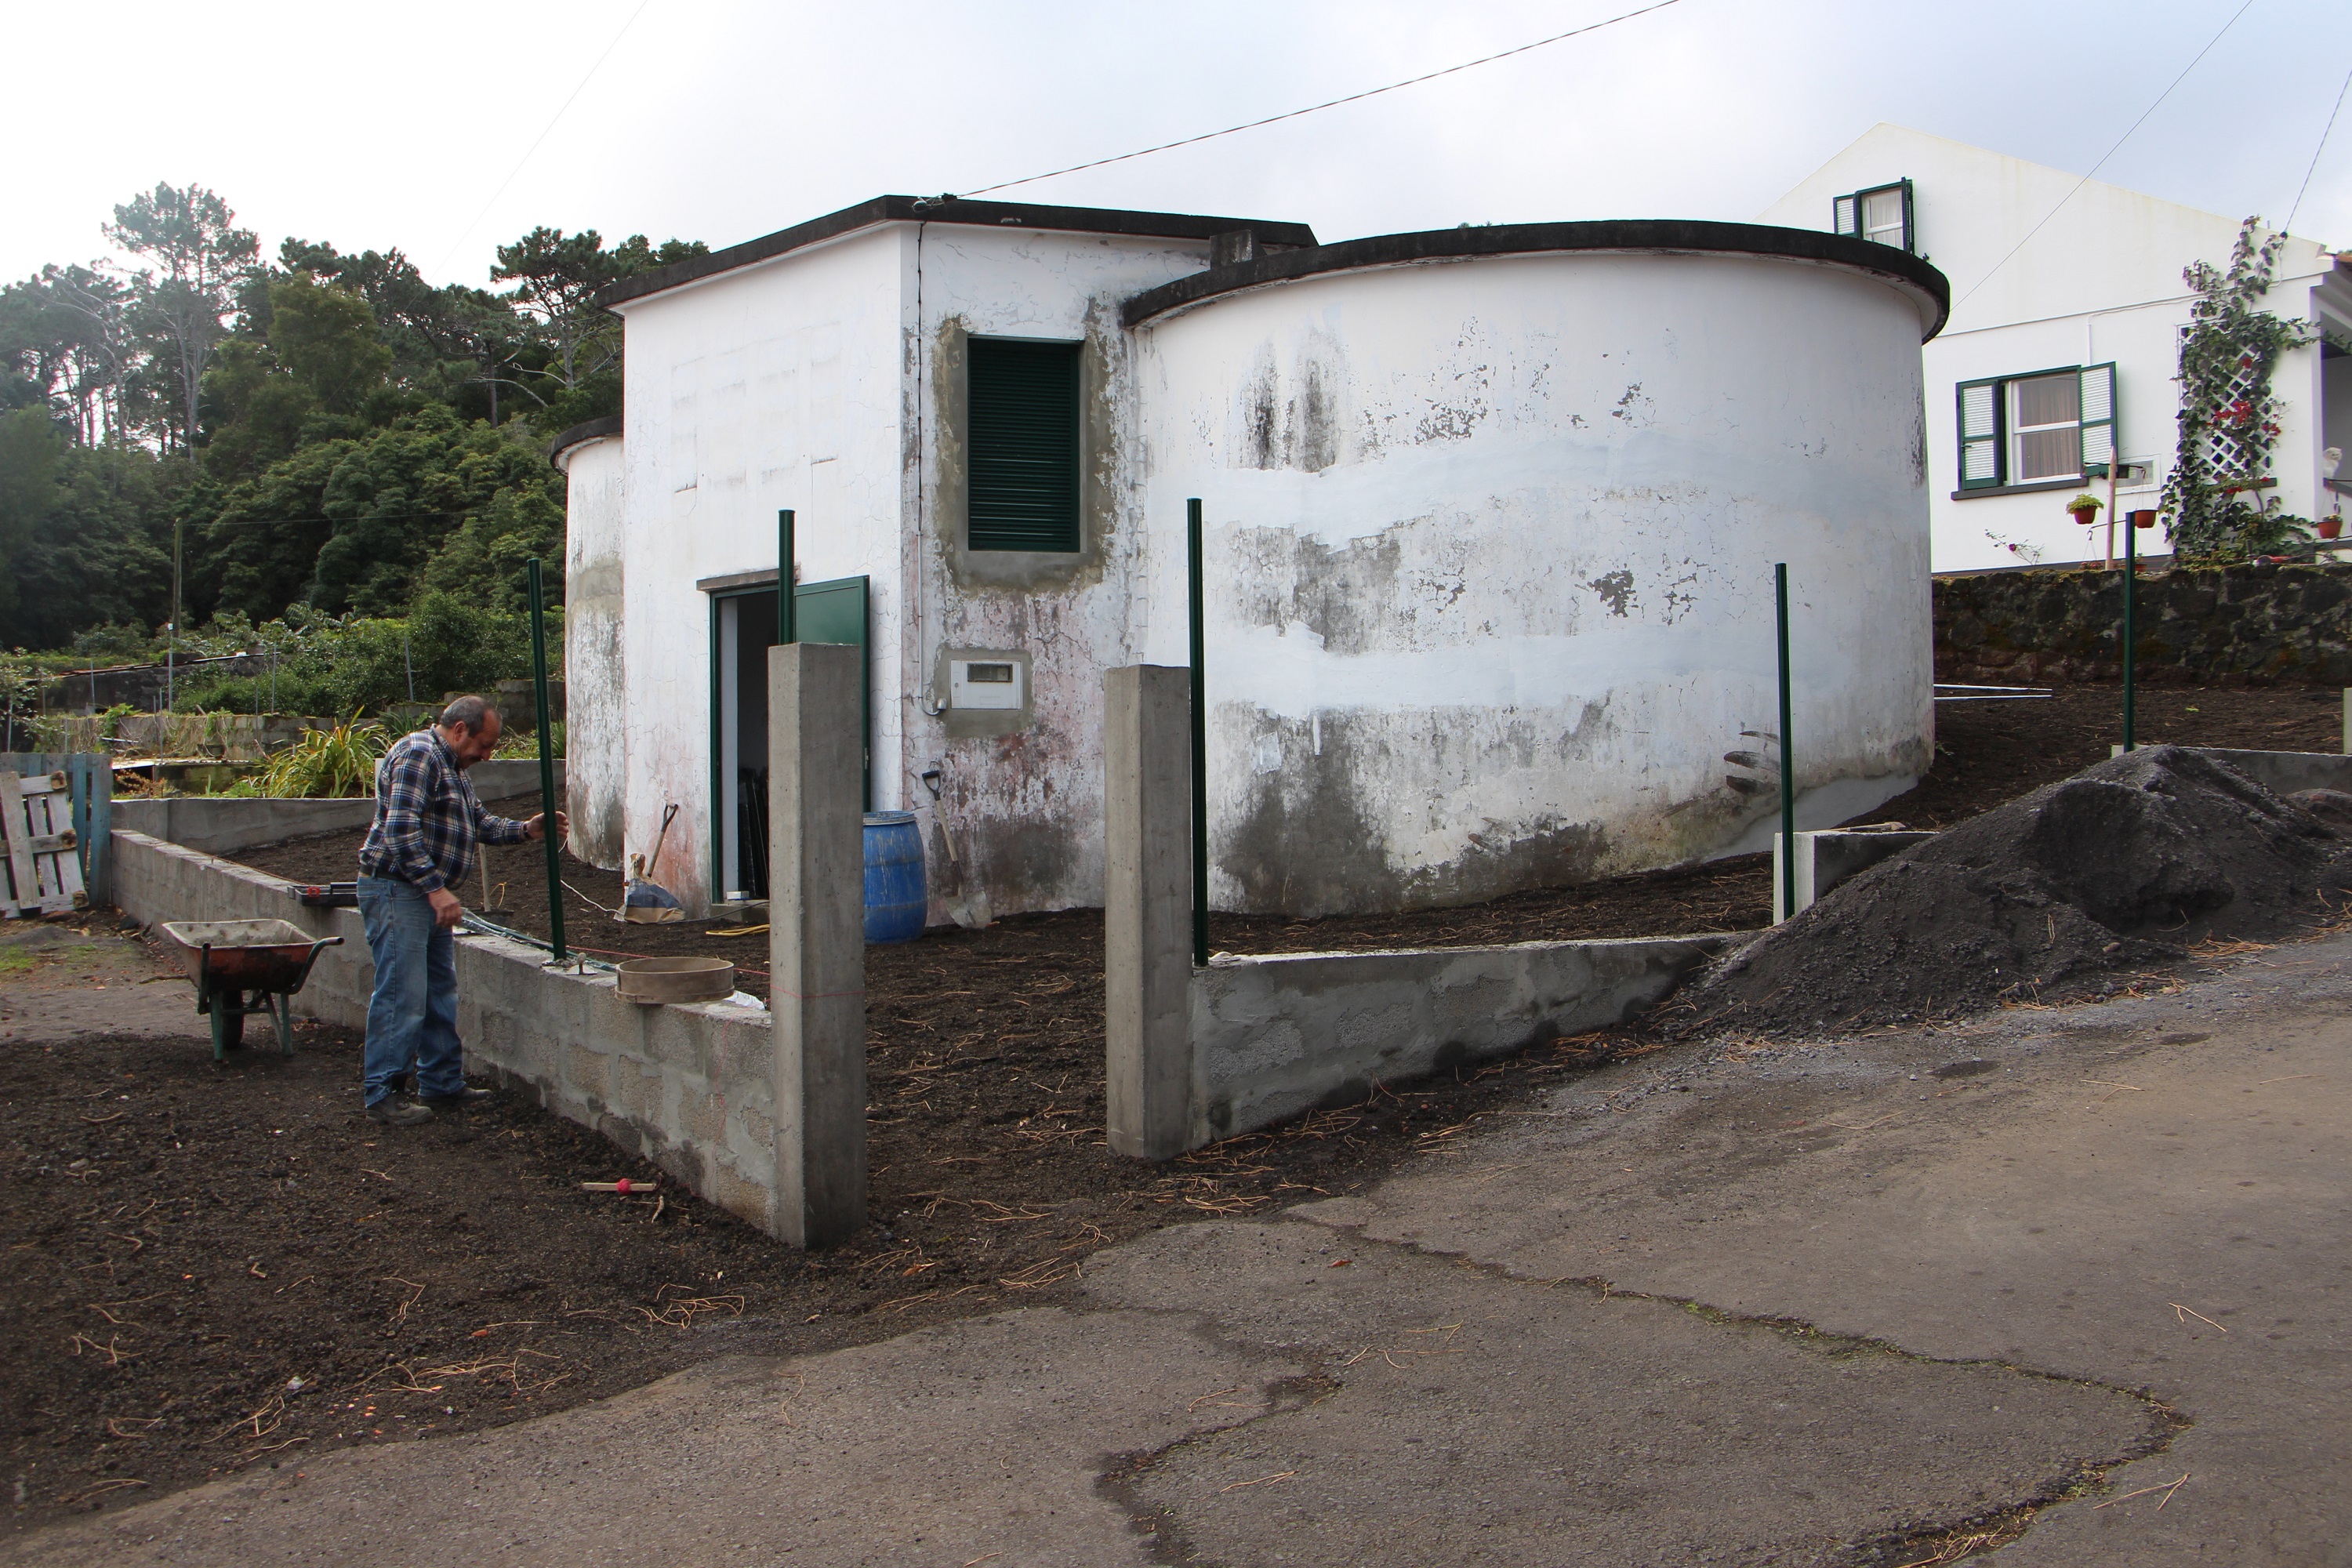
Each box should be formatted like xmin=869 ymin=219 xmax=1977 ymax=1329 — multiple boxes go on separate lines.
xmin=557 ymin=197 xmax=1947 ymax=922
xmin=1760 ymin=123 xmax=2351 ymax=575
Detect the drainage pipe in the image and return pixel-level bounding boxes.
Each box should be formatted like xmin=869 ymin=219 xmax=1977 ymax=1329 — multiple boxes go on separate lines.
xmin=526 ymin=557 xmax=567 ymax=964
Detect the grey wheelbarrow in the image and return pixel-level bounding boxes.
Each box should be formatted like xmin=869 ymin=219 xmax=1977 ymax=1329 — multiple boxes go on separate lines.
xmin=159 ymin=919 xmax=344 ymax=1061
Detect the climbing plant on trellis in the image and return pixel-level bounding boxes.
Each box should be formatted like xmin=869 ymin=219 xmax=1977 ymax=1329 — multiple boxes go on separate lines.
xmin=2161 ymin=218 xmax=2318 ymax=563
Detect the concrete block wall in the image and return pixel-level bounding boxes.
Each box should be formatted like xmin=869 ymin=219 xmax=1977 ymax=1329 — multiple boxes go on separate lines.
xmin=1185 ymin=937 xmax=1730 ymax=1148
xmin=1105 ymin=664 xmax=1732 ymax=1156
xmin=2190 ymin=748 xmax=2352 ymax=797
xmin=110 ymin=829 xmax=783 ymax=1236
xmin=1773 ymin=829 xmax=1938 ymax=923
xmin=108 ymin=763 xmax=564 ymax=858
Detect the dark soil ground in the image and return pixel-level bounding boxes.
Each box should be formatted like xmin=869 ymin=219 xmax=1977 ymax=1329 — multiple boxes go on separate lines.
xmin=6 ymin=682 xmax=2339 ymax=1530
xmin=2 ymin=927 xmax=1633 ymax=1534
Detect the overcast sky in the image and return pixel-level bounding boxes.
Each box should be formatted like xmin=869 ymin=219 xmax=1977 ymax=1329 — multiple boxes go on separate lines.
xmin=10 ymin=0 xmax=2348 ymax=292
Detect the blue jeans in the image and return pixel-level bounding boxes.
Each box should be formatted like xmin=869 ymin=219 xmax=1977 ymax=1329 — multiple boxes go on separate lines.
xmin=358 ymin=877 xmax=465 ymax=1105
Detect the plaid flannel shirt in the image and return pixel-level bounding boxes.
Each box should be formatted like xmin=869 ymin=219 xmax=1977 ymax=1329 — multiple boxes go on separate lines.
xmin=358 ymin=730 xmax=531 ymax=892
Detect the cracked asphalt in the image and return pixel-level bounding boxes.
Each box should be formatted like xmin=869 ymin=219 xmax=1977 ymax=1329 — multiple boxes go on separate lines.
xmin=8 ymin=934 xmax=2347 ymax=1566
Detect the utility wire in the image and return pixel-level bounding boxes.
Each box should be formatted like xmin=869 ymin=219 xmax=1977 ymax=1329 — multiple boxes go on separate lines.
xmin=2284 ymin=61 xmax=2352 ymax=236
xmin=430 ymin=0 xmax=656 ymax=280
xmin=952 ymin=0 xmax=1688 ymax=201
xmin=1955 ymin=0 xmax=2257 ymax=310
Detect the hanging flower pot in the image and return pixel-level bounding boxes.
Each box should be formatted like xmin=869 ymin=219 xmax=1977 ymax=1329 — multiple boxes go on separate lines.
xmin=2067 ymin=493 xmax=2103 ymax=526
xmin=2129 ymin=510 xmax=2159 ymax=529
xmin=2321 ymin=517 xmax=2343 ymax=541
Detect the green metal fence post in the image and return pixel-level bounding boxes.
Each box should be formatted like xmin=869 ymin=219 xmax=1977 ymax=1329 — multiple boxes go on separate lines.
xmin=2122 ymin=521 xmax=2137 ymax=752
xmin=1189 ymin=499 xmax=1209 ymax=969
xmin=778 ymin=510 xmax=797 ymax=645
xmin=1776 ymin=563 xmax=1796 ymax=923
xmin=526 ymin=557 xmax=567 ymax=964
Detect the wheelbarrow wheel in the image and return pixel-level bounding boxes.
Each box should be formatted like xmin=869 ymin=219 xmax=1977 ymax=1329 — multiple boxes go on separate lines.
xmin=210 ymin=992 xmax=248 ymax=1058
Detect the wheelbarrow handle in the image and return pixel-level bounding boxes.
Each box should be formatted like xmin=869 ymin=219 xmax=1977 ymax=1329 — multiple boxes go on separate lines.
xmin=288 ymin=934 xmax=345 ymax=992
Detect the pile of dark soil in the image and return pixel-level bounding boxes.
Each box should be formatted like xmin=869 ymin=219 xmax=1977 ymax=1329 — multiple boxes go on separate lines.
xmin=1674 ymin=746 xmax=2352 ymax=1037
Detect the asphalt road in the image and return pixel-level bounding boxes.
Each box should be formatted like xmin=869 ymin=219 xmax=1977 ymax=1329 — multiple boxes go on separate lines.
xmin=8 ymin=928 xmax=2346 ymax=1566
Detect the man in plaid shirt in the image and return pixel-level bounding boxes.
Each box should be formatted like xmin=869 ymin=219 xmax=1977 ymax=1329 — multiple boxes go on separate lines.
xmin=357 ymin=695 xmax=566 ymax=1126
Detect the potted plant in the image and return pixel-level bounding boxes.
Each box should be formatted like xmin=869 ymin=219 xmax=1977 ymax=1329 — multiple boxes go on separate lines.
xmin=2321 ymin=515 xmax=2343 ymax=541
xmin=2067 ymin=492 xmax=2104 ymax=526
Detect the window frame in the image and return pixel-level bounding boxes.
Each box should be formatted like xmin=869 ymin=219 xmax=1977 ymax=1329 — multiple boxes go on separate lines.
xmin=1952 ymin=362 xmax=2118 ymax=496
xmin=2006 ymin=370 xmax=2085 ymax=484
xmin=964 ymin=334 xmax=1084 ymax=555
xmin=1832 ymin=178 xmax=1915 ymax=254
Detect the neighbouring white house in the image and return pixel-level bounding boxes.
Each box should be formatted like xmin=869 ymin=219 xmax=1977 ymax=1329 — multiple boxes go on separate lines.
xmin=1760 ymin=123 xmax=2351 ymax=575
xmin=556 ymin=196 xmax=1949 ymax=923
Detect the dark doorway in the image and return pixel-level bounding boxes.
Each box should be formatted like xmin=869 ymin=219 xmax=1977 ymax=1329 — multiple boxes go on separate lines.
xmin=710 ymin=576 xmax=869 ymax=901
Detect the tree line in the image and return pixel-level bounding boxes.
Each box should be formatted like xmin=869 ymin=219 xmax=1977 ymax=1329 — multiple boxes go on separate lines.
xmin=0 ymin=182 xmax=701 ymax=673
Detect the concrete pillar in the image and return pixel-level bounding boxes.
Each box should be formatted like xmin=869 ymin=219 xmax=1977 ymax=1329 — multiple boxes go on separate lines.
xmin=1104 ymin=666 xmax=1194 ymax=1160
xmin=767 ymin=642 xmax=866 ymax=1247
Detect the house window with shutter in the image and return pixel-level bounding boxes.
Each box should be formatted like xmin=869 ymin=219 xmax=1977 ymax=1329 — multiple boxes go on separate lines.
xmin=1955 ymin=363 xmax=2118 ymax=494
xmin=1832 ymin=179 xmax=1915 ymax=254
xmin=967 ymin=336 xmax=1083 ymax=553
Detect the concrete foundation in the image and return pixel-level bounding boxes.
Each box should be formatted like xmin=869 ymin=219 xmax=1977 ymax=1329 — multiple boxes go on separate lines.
xmin=766 ymin=643 xmax=868 ymax=1247
xmin=1773 ymin=829 xmax=1938 ymax=923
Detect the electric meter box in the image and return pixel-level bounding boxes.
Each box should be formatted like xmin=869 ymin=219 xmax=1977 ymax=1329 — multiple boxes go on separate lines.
xmin=935 ymin=648 xmax=1033 ymax=738
xmin=949 ymin=658 xmax=1024 ymax=710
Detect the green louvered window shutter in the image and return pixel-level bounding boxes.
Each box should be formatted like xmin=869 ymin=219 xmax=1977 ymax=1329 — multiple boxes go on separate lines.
xmin=967 ymin=336 xmax=1083 ymax=553
xmin=2078 ymin=361 xmax=2118 ymax=478
xmin=1833 ymin=193 xmax=1860 ymax=237
xmin=1958 ymin=378 xmax=2002 ymax=490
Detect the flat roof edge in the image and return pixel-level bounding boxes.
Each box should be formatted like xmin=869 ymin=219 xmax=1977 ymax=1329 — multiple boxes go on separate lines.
xmin=599 ymin=197 xmax=1319 ymax=308
xmin=547 ymin=412 xmax=622 ymax=469
xmin=1121 ymin=220 xmax=1953 ymax=340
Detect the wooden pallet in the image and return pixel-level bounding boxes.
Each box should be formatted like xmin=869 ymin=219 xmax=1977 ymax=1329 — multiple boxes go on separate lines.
xmin=1 ymin=770 xmax=86 ymax=916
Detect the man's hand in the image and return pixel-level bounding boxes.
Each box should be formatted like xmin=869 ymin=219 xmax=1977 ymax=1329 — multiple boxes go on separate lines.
xmin=427 ymin=887 xmax=464 ymax=928
xmin=522 ymin=811 xmax=571 ymax=842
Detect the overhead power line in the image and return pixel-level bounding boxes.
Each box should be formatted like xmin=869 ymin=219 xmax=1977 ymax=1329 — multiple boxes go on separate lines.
xmin=429 ymin=0 xmax=656 ymax=281
xmin=952 ymin=0 xmax=1689 ymax=201
xmin=1955 ymin=0 xmax=2257 ymax=309
xmin=2285 ymin=62 xmax=2352 ymax=236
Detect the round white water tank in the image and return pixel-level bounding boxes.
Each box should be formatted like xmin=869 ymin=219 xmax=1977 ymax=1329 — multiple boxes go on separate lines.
xmin=1127 ymin=222 xmax=1948 ymax=916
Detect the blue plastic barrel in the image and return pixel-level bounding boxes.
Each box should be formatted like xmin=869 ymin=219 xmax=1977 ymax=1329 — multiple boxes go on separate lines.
xmin=862 ymin=811 xmax=927 ymax=944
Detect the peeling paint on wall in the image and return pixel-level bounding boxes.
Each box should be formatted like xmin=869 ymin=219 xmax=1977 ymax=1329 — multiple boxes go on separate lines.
xmin=1139 ymin=251 xmax=1936 ymax=916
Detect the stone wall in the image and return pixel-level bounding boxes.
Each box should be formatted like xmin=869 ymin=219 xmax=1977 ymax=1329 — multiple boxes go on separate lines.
xmin=1935 ymin=561 xmax=2352 ymax=686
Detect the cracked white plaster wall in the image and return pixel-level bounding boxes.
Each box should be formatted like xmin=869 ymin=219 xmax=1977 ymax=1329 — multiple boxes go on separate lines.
xmin=1138 ymin=249 xmax=1936 ymax=916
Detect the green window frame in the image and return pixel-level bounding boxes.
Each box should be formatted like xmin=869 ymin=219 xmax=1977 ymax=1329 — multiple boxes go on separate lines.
xmin=967 ymin=336 xmax=1082 ymax=553
xmin=1954 ymin=362 xmax=2118 ymax=492
xmin=1833 ymin=179 xmax=1915 ymax=253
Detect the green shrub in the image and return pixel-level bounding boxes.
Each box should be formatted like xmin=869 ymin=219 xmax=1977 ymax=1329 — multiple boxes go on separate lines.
xmin=253 ymin=713 xmax=387 ymax=797
xmin=492 ymin=720 xmax=564 ymax=759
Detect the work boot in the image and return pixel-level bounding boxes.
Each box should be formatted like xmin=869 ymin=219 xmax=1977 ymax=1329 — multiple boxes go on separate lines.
xmin=418 ymin=1087 xmax=496 ymax=1110
xmin=365 ymin=1097 xmax=434 ymax=1127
